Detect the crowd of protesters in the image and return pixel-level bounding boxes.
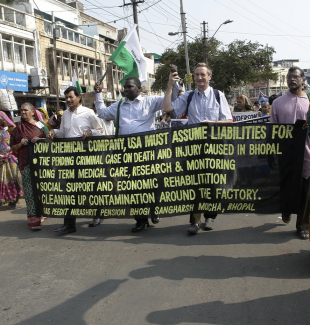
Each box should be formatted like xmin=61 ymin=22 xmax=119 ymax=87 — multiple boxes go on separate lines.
xmin=1 ymin=64 xmax=309 ymax=240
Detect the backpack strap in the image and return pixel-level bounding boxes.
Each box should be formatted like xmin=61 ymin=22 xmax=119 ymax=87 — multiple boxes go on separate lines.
xmin=115 ymin=98 xmax=123 ymax=137
xmin=213 ymin=88 xmax=220 ymax=105
xmin=185 ymin=89 xmax=221 ymax=116
xmin=185 ymin=91 xmax=195 ymax=116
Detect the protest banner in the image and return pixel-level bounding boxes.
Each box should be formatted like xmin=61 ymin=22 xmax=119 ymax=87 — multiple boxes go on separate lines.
xmin=29 ymin=122 xmax=306 ymax=220
xmin=233 ymin=112 xmax=258 ymax=122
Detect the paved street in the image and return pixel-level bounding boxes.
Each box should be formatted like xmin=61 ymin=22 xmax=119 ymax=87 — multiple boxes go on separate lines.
xmin=1 ymin=199 xmax=310 ymax=325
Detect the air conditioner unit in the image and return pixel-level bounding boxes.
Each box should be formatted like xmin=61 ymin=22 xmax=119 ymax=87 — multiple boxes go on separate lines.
xmin=31 ymin=75 xmax=48 ymax=88
xmin=30 ymin=68 xmax=47 ymax=77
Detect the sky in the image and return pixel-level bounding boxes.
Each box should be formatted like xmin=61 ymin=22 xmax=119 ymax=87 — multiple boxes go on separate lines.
xmin=78 ymin=0 xmax=310 ymax=69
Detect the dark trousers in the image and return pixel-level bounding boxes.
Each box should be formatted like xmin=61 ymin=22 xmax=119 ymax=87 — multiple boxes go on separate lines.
xmin=190 ymin=212 xmax=217 ymax=224
xmin=64 ymin=217 xmax=76 ymax=226
xmin=296 ymin=177 xmax=310 ymax=232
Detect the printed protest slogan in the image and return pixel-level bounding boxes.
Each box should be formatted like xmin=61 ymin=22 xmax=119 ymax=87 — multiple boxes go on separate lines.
xmin=29 ymin=122 xmax=306 ymax=219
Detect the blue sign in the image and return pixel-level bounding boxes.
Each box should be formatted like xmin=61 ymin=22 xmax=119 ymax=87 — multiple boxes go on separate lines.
xmin=0 ymin=70 xmax=28 ymax=91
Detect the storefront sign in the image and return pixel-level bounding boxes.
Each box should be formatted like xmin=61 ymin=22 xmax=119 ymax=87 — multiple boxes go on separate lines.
xmin=0 ymin=70 xmax=28 ymax=91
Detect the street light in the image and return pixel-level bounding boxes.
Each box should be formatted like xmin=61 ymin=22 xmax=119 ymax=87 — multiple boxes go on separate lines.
xmin=205 ymin=19 xmax=233 ymax=62
xmin=209 ymin=19 xmax=233 ymax=41
xmin=168 ymin=31 xmax=196 ymax=41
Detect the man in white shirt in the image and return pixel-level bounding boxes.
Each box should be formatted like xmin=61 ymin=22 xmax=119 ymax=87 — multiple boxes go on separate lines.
xmin=163 ymin=62 xmax=233 ymax=235
xmin=47 ymin=86 xmax=103 ymax=234
xmin=95 ymin=77 xmax=171 ymax=232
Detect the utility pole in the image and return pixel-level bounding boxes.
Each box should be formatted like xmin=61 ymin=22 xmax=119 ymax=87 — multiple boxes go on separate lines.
xmin=180 ymin=0 xmax=191 ymax=90
xmin=266 ymin=43 xmax=270 ymax=96
xmin=123 ymin=0 xmax=144 ymax=39
xmin=52 ymin=12 xmax=59 ymax=111
xmin=202 ymin=21 xmax=208 ymax=63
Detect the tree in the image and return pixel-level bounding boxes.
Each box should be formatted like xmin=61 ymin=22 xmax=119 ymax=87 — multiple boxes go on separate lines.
xmin=152 ymin=38 xmax=277 ymax=95
xmin=0 ymin=0 xmax=15 ymax=4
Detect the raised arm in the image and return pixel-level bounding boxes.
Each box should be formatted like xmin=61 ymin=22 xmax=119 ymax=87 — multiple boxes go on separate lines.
xmin=163 ymin=71 xmax=179 ymax=113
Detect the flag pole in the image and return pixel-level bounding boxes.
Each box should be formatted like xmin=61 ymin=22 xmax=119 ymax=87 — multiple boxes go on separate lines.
xmin=98 ymin=61 xmax=114 ymax=85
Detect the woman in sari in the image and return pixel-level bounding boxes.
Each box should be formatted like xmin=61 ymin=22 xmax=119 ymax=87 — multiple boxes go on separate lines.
xmin=37 ymin=107 xmax=52 ymax=130
xmin=10 ymin=103 xmax=49 ymax=230
xmin=0 ymin=111 xmax=23 ymax=208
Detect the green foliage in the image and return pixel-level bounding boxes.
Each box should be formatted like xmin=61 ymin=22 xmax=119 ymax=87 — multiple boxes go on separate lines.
xmin=0 ymin=0 xmax=15 ymax=4
xmin=152 ymin=38 xmax=277 ymax=95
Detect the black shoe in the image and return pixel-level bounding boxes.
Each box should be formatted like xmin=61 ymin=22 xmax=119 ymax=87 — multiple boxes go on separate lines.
xmin=88 ymin=218 xmax=101 ymax=227
xmin=151 ymin=216 xmax=160 ymax=224
xmin=54 ymin=224 xmax=76 ymax=234
xmin=131 ymin=221 xmax=149 ymax=233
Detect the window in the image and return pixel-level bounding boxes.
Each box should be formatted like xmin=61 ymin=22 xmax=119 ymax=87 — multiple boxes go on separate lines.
xmin=63 ymin=60 xmax=69 ymax=76
xmin=249 ymin=89 xmax=255 ymax=98
xmin=80 ymin=35 xmax=86 ymax=45
xmin=14 ymin=44 xmax=23 ymax=64
xmin=61 ymin=27 xmax=67 ymax=39
xmin=4 ymin=8 xmax=14 ymax=23
xmin=87 ymin=37 xmax=94 ymax=48
xmin=15 ymin=12 xmax=25 ymax=26
xmin=68 ymin=31 xmax=73 ymax=41
xmin=89 ymin=65 xmax=94 ymax=80
xmin=96 ymin=66 xmax=101 ymax=79
xmin=44 ymin=21 xmax=52 ymax=35
xmin=3 ymin=41 xmax=12 ymax=62
xmin=26 ymin=48 xmax=34 ymax=66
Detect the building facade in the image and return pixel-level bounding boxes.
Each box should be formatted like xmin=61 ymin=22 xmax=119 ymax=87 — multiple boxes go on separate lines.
xmin=229 ymin=60 xmax=300 ymax=104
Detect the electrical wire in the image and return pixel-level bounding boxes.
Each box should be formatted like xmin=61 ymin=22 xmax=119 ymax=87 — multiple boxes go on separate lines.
xmin=214 ymin=0 xmax=310 ymax=52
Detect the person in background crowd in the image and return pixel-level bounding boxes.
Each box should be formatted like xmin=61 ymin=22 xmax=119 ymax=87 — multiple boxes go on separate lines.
xmin=268 ymin=94 xmax=279 ymax=116
xmin=259 ymin=102 xmax=270 ymax=117
xmin=163 ymin=62 xmax=233 ymax=235
xmin=254 ymin=101 xmax=260 ymax=112
xmin=0 ymin=111 xmax=22 ymax=209
xmin=270 ymin=66 xmax=310 ymax=240
xmin=37 ymin=107 xmax=52 ymax=130
xmin=161 ymin=112 xmax=171 ymax=127
xmin=47 ymin=87 xmax=103 ymax=234
xmin=94 ymin=77 xmax=179 ymax=233
xmin=87 ymin=103 xmax=114 ymax=227
xmin=91 ymin=102 xmax=115 ymax=137
xmin=10 ymin=103 xmax=49 ymax=230
xmin=48 ymin=109 xmax=63 ymax=129
xmin=234 ymin=95 xmax=255 ymax=112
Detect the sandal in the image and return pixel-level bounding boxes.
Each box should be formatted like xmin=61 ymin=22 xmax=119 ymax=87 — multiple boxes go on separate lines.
xmin=298 ymin=230 xmax=309 ymax=240
xmin=282 ymin=214 xmax=291 ymax=224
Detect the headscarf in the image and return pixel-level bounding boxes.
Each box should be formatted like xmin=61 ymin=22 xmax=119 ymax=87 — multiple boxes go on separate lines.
xmin=21 ymin=102 xmax=43 ymax=122
xmin=37 ymin=107 xmax=49 ymax=120
xmin=0 ymin=111 xmax=15 ymax=127
xmin=236 ymin=95 xmax=254 ymax=111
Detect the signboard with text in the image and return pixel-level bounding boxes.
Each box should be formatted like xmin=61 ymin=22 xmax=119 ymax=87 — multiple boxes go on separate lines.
xmin=29 ymin=122 xmax=305 ymax=220
xmin=0 ymin=70 xmax=28 ymax=91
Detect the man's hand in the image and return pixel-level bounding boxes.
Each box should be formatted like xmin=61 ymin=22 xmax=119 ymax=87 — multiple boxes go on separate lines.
xmin=170 ymin=64 xmax=178 ymax=73
xmin=168 ymin=71 xmax=179 ymax=88
xmin=302 ymin=122 xmax=308 ymax=130
xmin=94 ymin=81 xmax=103 ymax=93
xmin=83 ymin=130 xmax=92 ymax=139
xmin=46 ymin=130 xmax=55 ymax=140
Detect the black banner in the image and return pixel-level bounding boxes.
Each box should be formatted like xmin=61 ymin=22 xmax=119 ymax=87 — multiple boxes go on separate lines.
xmin=29 ymin=122 xmax=306 ymax=219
